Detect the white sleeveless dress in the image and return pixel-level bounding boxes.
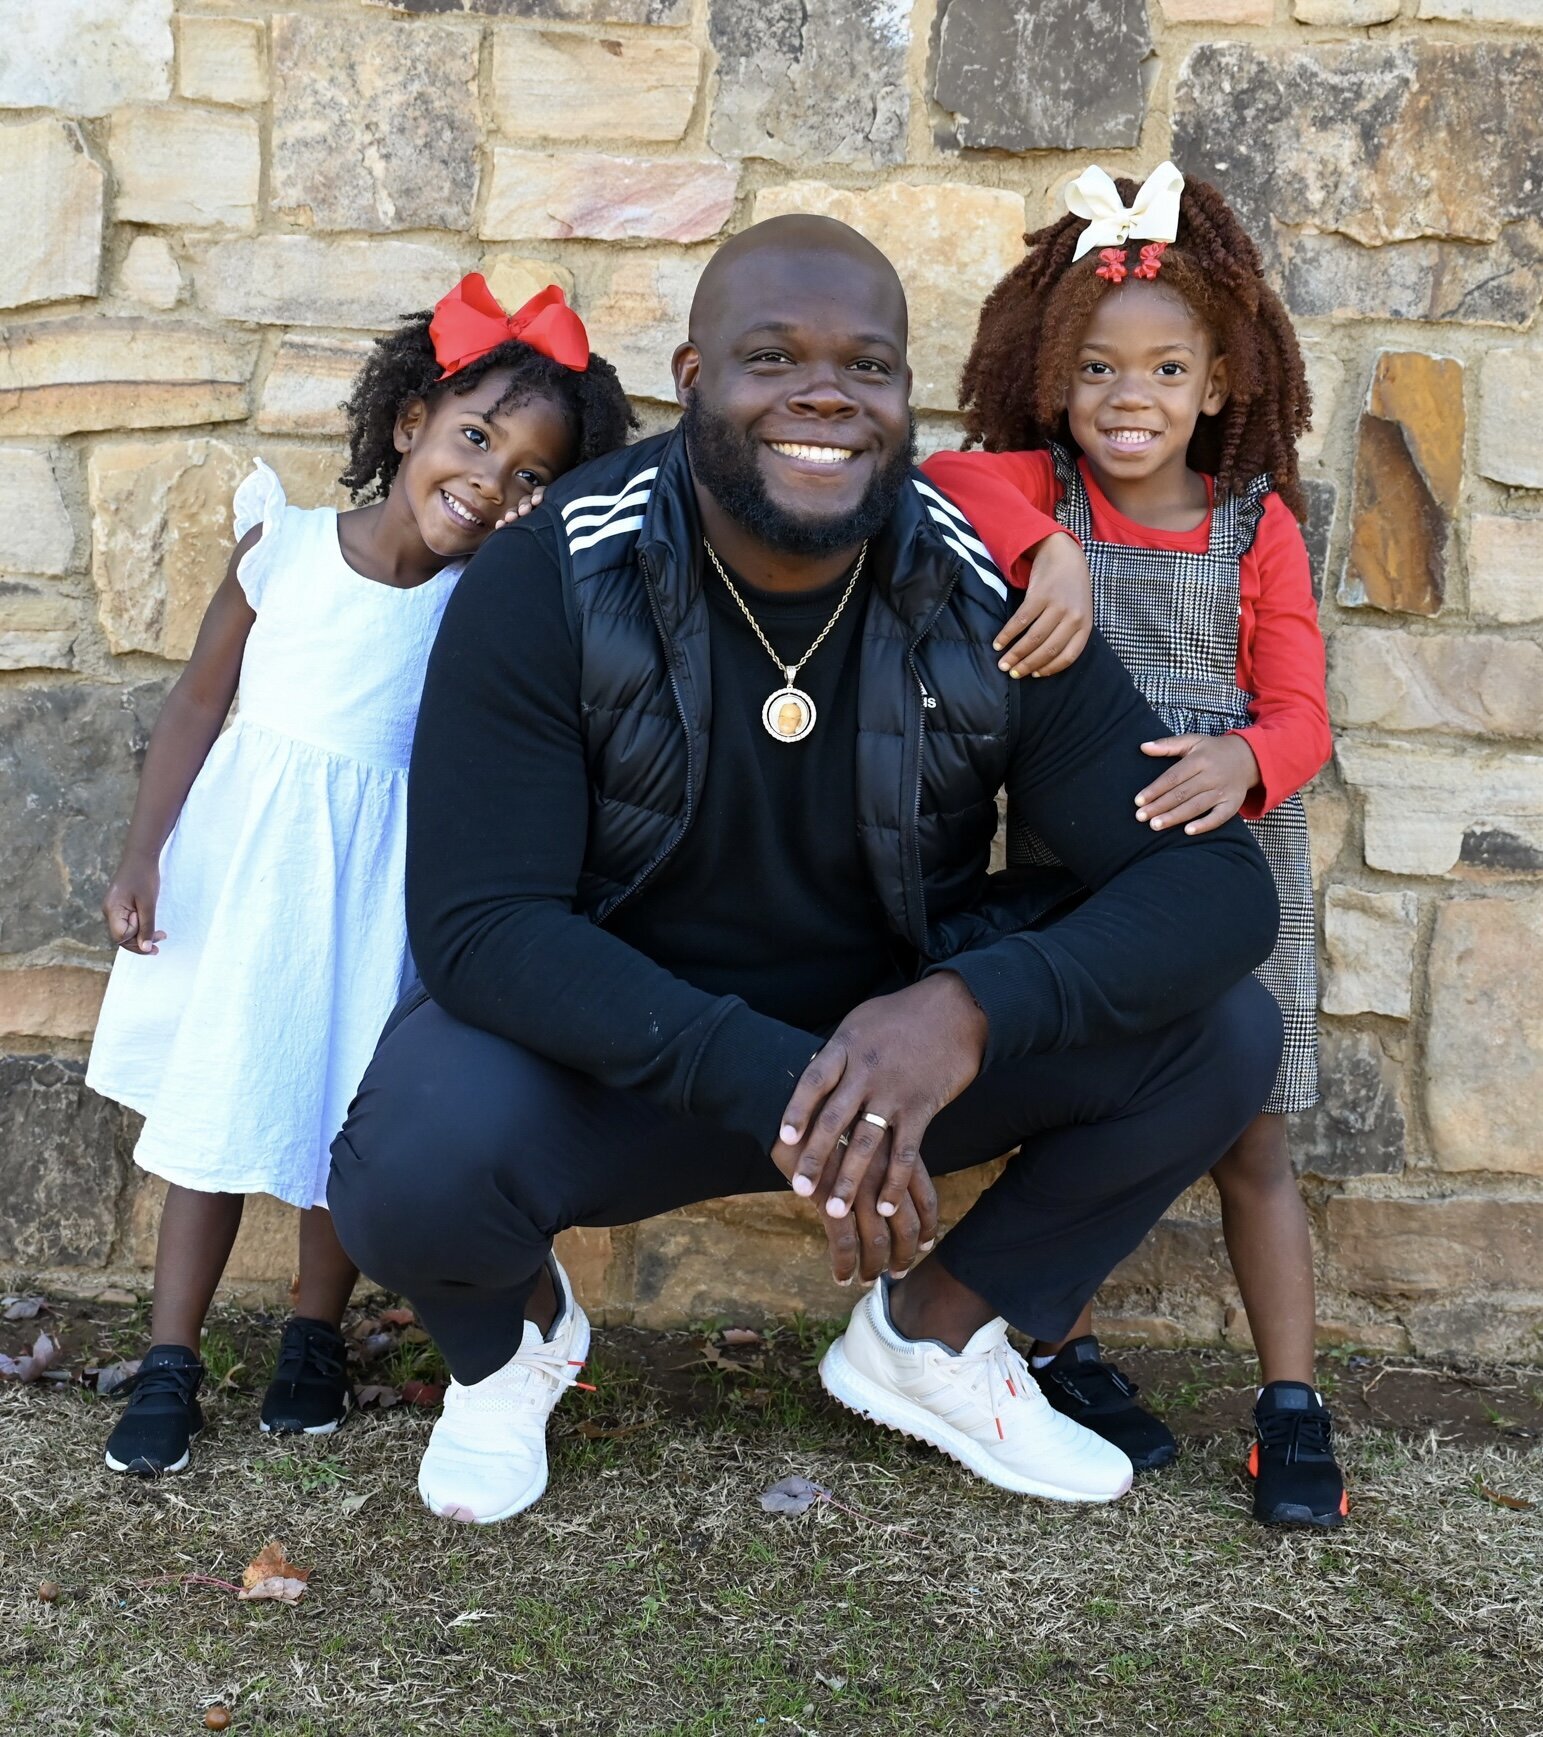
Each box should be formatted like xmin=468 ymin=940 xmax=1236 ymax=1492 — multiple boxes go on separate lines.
xmin=87 ymin=461 xmax=463 ymax=1208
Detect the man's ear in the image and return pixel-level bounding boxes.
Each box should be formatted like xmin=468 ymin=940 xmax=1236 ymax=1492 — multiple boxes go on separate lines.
xmin=1202 ymin=354 xmax=1230 ymax=418
xmin=394 ymin=396 xmax=428 ymax=456
xmin=672 ymin=341 xmax=700 ymax=410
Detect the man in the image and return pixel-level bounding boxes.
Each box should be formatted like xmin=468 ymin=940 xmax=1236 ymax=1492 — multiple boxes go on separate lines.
xmin=328 ymin=216 xmax=1280 ymax=1525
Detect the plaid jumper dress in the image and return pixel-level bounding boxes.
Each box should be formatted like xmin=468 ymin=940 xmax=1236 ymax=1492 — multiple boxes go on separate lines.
xmin=1015 ymin=446 xmax=1318 ymax=1114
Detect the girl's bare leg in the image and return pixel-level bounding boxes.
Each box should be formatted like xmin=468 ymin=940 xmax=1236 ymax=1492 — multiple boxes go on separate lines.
xmin=149 ymin=1184 xmax=245 ymax=1351
xmin=293 ymin=1207 xmax=359 ymax=1328
xmin=1212 ymin=1111 xmax=1316 ymax=1386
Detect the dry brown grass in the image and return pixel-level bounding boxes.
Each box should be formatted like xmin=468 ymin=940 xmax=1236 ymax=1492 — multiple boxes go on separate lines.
xmin=2 ymin=1320 xmax=1541 ymax=1737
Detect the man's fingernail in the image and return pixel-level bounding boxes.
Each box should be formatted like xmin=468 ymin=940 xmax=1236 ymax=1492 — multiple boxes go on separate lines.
xmin=780 ymin=1123 xmax=799 ymax=1144
xmin=837 ymin=1276 xmax=853 ymax=1288
xmin=1010 ymin=669 xmax=1022 ymax=680
xmin=920 ymin=1239 xmax=937 ymax=1253
xmin=826 ymin=1199 xmax=848 ymax=1218
xmin=992 ymin=639 xmax=1004 ymax=652
xmin=1135 ymin=809 xmax=1147 ymax=821
xmin=791 ymin=1175 xmax=814 ymax=1197
xmin=877 ymin=1201 xmax=896 ymax=1217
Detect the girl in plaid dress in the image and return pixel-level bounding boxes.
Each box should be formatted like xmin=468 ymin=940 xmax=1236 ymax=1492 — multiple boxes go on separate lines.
xmin=922 ymin=165 xmax=1343 ymax=1528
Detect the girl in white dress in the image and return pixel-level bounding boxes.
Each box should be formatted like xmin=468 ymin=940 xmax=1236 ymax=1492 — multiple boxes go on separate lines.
xmin=87 ymin=276 xmax=633 ymax=1475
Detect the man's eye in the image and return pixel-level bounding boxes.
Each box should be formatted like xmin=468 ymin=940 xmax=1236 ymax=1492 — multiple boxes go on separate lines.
xmin=850 ymin=359 xmax=891 ymax=375
xmin=748 ymin=350 xmax=792 ymax=365
xmin=461 ymin=427 xmax=489 ymax=448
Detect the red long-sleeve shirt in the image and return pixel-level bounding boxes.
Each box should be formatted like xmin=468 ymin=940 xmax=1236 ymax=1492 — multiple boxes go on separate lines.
xmin=921 ymin=448 xmax=1331 ymax=819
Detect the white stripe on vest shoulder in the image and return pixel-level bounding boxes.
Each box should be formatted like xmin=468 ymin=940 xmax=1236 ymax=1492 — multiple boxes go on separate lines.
xmin=569 ymin=515 xmax=646 ymax=556
xmin=912 ymin=481 xmax=1009 ymax=603
xmin=561 ymin=467 xmax=659 ymax=522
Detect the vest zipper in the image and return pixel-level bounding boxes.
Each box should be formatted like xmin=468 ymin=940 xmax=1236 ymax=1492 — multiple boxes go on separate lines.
xmin=596 ymin=549 xmax=697 ymax=926
xmin=903 ymin=572 xmax=958 ymax=956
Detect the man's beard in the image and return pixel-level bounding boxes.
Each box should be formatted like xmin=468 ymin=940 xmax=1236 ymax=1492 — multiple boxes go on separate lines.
xmin=682 ymin=394 xmax=916 ymax=558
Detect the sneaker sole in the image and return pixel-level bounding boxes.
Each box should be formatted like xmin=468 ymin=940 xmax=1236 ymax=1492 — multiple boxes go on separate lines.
xmin=260 ymin=1396 xmax=353 ymax=1437
xmin=819 ymin=1337 xmax=1132 ymax=1504
xmin=418 ymin=1310 xmax=591 ymax=1527
xmin=104 ymin=1423 xmax=202 ymax=1477
xmin=1257 ymin=1501 xmax=1346 ymax=1530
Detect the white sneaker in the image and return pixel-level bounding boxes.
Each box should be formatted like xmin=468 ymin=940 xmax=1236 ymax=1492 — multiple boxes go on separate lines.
xmin=819 ymin=1280 xmax=1134 ymax=1503
xmin=417 ymin=1257 xmax=591 ymax=1525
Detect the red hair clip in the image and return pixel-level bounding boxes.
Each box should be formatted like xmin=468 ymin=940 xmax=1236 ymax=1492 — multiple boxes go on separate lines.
xmin=1094 ymin=246 xmax=1128 ymax=284
xmin=1133 ymin=241 xmax=1168 ymax=280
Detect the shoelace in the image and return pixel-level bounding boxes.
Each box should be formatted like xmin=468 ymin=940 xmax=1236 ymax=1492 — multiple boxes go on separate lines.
xmin=272 ymin=1323 xmax=345 ymax=1387
xmin=924 ymin=1333 xmax=1034 ymax=1442
xmin=1047 ymin=1357 xmax=1139 ymax=1412
xmin=124 ymin=1360 xmax=201 ymax=1409
xmin=1257 ymin=1406 xmax=1334 ymax=1465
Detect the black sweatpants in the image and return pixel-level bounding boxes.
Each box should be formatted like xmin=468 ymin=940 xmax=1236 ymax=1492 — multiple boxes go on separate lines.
xmin=329 ymin=978 xmax=1280 ymax=1384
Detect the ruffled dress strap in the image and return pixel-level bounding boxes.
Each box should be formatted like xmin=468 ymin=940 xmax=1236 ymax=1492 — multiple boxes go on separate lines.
xmin=232 ymin=458 xmax=289 ymax=609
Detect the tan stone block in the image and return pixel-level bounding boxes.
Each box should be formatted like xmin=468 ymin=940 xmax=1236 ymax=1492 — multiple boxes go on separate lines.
xmin=1405 ymin=1299 xmax=1543 ymax=1362
xmin=1326 ymin=1195 xmax=1543 ymax=1293
xmin=1298 ymin=347 xmax=1344 ymax=467
xmin=1304 ymin=781 xmax=1349 ymax=884
xmin=1467 ymin=517 xmax=1543 ymax=625
xmin=0 ymin=320 xmax=255 ymax=437
xmin=177 ymin=15 xmax=267 ymax=105
xmin=1337 ymin=740 xmax=1543 ymax=877
xmin=89 ymin=438 xmax=249 ymax=660
xmin=0 ymin=0 xmax=172 ymax=116
xmin=754 ymin=182 xmax=1025 ymax=413
xmin=1327 ymin=628 xmax=1543 ymax=740
xmin=1478 ymin=350 xmax=1543 ymax=491
xmin=0 ymin=582 xmax=77 ymax=670
xmin=554 ymin=1225 xmax=627 ymax=1322
xmin=271 ymin=14 xmax=479 ymax=233
xmin=0 ymin=967 xmax=107 ymax=1041
xmin=0 ymin=120 xmax=105 ymax=312
xmin=483 ymin=151 xmax=737 ymax=245
xmin=1320 ymin=885 xmax=1418 ymax=1019
xmin=1108 ymin=1216 xmax=1230 ymax=1293
xmin=482 ymin=255 xmax=575 ymax=316
xmin=0 ymin=449 xmax=75 ymax=576
xmin=1295 ymin=0 xmax=1398 ymax=20
xmin=1161 ymin=0 xmax=1273 ymax=17
xmin=1419 ymin=0 xmax=1543 ymax=22
xmin=257 ymin=337 xmax=373 ymax=438
xmin=199 ymin=236 xmax=474 ymax=329
xmin=117 ymin=235 xmax=183 ymax=311
xmin=491 ymin=30 xmax=701 ymax=143
xmin=1427 ymin=894 xmax=1543 ymax=1174
xmin=581 ymin=250 xmax=704 ymax=402
xmin=109 ymin=106 xmax=260 ymax=231
xmin=1342 ymin=352 xmax=1463 ymax=618
xmin=631 ymin=1205 xmax=852 ymax=1327
xmin=264 ymin=444 xmax=350 ymax=512
xmin=127 ymin=1173 xmax=301 ymax=1282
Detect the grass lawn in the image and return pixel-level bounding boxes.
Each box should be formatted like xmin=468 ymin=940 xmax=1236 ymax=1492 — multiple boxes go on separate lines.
xmin=2 ymin=1302 xmax=1540 ymax=1736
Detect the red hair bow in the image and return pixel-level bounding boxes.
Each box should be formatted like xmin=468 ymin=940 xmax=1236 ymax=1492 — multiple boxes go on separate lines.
xmin=429 ymin=274 xmax=590 ymax=378
xmin=1094 ymin=246 xmax=1128 ymax=285
xmin=1133 ymin=241 xmax=1168 ymax=280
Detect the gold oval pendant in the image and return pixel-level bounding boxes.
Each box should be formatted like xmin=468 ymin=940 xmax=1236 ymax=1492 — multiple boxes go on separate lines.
xmin=762 ymin=685 xmax=816 ymax=743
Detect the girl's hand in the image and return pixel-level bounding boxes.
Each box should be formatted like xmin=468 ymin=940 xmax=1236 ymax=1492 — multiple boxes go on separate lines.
xmin=492 ymin=484 xmax=547 ymax=533
xmin=991 ymin=533 xmax=1094 ymax=679
xmin=1136 ymin=733 xmax=1261 ymax=835
xmin=102 ymin=858 xmax=166 ymax=954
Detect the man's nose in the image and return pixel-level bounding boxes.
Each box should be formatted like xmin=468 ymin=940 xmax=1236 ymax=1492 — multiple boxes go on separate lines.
xmin=786 ymin=367 xmax=859 ymax=417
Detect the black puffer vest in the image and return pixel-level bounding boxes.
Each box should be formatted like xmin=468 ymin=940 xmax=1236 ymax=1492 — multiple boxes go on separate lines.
xmin=544 ymin=427 xmax=1071 ymax=964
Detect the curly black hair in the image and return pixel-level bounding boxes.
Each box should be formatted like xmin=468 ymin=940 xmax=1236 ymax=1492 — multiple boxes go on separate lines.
xmin=958 ymin=177 xmax=1311 ymax=520
xmin=339 ymin=310 xmax=636 ymax=502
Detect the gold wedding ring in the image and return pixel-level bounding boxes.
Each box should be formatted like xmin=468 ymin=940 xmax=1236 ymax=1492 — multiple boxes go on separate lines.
xmin=862 ymin=1112 xmax=889 ymax=1131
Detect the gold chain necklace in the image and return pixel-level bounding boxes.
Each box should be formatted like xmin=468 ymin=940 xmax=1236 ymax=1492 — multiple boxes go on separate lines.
xmin=702 ymin=537 xmax=868 ymax=743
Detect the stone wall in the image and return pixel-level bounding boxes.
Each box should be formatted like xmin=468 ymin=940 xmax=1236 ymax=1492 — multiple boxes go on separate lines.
xmin=2 ymin=0 xmax=1540 ymax=1359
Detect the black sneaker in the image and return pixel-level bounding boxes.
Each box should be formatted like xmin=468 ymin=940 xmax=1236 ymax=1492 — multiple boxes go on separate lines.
xmin=259 ymin=1317 xmax=352 ymax=1436
xmin=104 ymin=1345 xmax=205 ymax=1476
xmin=1033 ymin=1336 xmax=1178 ymax=1473
xmin=1249 ymin=1381 xmax=1347 ymax=1528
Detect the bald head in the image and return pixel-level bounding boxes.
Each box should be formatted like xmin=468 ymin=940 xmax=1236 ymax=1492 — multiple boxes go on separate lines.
xmin=689 ymin=214 xmax=908 ymax=348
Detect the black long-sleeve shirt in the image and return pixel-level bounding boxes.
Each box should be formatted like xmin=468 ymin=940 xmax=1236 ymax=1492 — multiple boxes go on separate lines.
xmin=405 ymin=516 xmax=1278 ymax=1151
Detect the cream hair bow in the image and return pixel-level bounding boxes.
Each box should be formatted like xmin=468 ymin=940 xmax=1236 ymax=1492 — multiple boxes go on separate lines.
xmin=1066 ymin=161 xmax=1185 ymax=262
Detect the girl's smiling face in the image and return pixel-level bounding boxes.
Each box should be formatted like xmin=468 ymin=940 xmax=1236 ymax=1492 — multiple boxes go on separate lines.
xmin=1066 ymin=280 xmax=1230 ymax=489
xmin=392 ymin=369 xmax=577 ymax=559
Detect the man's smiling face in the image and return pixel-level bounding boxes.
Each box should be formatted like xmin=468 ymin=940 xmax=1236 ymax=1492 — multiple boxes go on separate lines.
xmin=673 ymin=218 xmax=914 ymax=559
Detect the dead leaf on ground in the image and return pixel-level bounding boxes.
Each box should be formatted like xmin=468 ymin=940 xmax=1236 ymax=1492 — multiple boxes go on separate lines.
xmin=91 ymin=1359 xmax=142 ymax=1398
xmin=379 ymin=1307 xmax=415 ymax=1328
xmin=338 ymin=1492 xmax=373 ymax=1516
xmin=0 ymin=1331 xmax=60 ymax=1383
xmin=759 ymin=1475 xmax=831 ymax=1517
xmin=401 ymin=1380 xmax=445 ymax=1408
xmin=577 ymin=1418 xmax=653 ymax=1441
xmin=354 ymin=1384 xmax=401 ymax=1410
xmin=699 ymin=1341 xmax=765 ymax=1374
xmin=1478 ymin=1485 xmax=1535 ymax=1512
xmin=719 ymin=1327 xmax=763 ymax=1348
xmin=2 ymin=1295 xmax=47 ymax=1321
xmin=239 ymin=1541 xmax=310 ymax=1604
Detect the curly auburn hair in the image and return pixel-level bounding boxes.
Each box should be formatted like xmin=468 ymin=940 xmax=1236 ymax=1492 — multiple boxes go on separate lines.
xmin=339 ymin=312 xmax=636 ymax=502
xmin=958 ymin=177 xmax=1311 ymax=520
